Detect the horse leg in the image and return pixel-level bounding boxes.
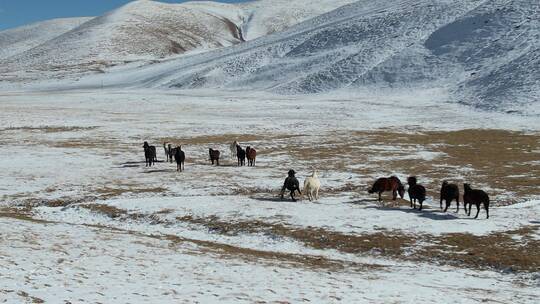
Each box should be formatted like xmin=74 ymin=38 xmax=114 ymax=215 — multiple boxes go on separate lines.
xmin=485 ymin=202 xmax=489 ymax=219
xmin=315 ymin=188 xmax=319 ymax=201
xmin=378 ymin=192 xmax=382 ymax=202
xmin=455 ymin=198 xmax=459 ymax=213
xmin=419 ymin=199 xmax=423 ymax=211
xmin=392 ymin=189 xmax=397 ymax=200
xmin=443 ymin=200 xmax=449 ymax=212
xmin=290 ymin=190 xmax=296 ymax=202
xmin=474 ymin=204 xmax=480 ymax=219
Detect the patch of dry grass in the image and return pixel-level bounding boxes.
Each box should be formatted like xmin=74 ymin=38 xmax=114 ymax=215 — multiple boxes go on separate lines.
xmin=421 ymin=226 xmax=540 ymax=272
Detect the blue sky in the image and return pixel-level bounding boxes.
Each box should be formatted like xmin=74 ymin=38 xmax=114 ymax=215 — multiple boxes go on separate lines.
xmin=0 ymin=0 xmax=253 ymax=30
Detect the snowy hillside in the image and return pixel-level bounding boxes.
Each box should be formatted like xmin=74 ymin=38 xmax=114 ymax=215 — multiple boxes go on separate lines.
xmin=46 ymin=0 xmax=534 ymax=113
xmin=0 ymin=0 xmax=538 ymax=112
xmin=0 ymin=0 xmax=354 ymax=76
xmin=0 ymin=17 xmax=92 ymax=60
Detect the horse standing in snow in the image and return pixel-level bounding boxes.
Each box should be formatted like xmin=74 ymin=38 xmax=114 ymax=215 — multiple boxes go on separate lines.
xmin=230 ymin=141 xmax=239 ymax=160
xmin=407 ymin=176 xmax=426 ymax=210
xmin=368 ymin=176 xmax=405 ymax=202
xmin=303 ymin=171 xmax=321 ymax=202
xmin=246 ymin=146 xmax=257 ymax=166
xmin=280 ymin=169 xmax=302 ymax=202
xmin=174 ymin=146 xmax=185 ymax=172
xmin=143 ymin=141 xmax=157 ymax=167
xmin=163 ymin=142 xmax=171 ymax=162
xmin=236 ymin=145 xmax=246 ymax=166
xmin=209 ymin=148 xmax=220 ymax=166
xmin=440 ymin=181 xmax=460 ymax=213
xmin=463 ymin=183 xmax=490 ymax=219
xmin=167 ymin=144 xmax=176 ymax=163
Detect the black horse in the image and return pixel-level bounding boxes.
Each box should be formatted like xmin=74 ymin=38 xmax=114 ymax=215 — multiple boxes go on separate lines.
xmin=280 ymin=169 xmax=302 ymax=202
xmin=236 ymin=145 xmax=246 ymax=166
xmin=174 ymin=146 xmax=185 ymax=172
xmin=440 ymin=181 xmax=460 ymax=213
xmin=143 ymin=141 xmax=157 ymax=167
xmin=407 ymin=176 xmax=426 ymax=210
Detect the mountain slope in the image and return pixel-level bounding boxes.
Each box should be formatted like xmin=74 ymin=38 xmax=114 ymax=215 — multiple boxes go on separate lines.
xmin=70 ymin=0 xmax=536 ymax=112
xmin=0 ymin=17 xmax=92 ymax=60
xmin=0 ymin=0 xmax=355 ymax=75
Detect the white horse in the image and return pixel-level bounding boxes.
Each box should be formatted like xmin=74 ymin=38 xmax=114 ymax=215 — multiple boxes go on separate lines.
xmin=230 ymin=140 xmax=239 ymax=159
xmin=303 ymin=171 xmax=321 ymax=201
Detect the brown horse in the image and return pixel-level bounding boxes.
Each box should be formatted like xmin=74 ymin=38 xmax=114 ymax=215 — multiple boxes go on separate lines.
xmin=209 ymin=148 xmax=220 ymax=166
xmin=368 ymin=176 xmax=405 ymax=202
xmin=246 ymin=146 xmax=256 ymax=166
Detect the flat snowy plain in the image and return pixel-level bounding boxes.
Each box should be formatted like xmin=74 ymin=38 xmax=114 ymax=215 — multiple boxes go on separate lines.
xmin=1 ymin=89 xmax=539 ymax=303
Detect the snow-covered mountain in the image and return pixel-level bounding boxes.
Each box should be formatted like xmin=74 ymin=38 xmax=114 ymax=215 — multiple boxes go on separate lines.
xmin=0 ymin=17 xmax=92 ymax=60
xmin=0 ymin=0 xmax=355 ymax=75
xmin=76 ymin=0 xmax=536 ymax=112
xmin=1 ymin=0 xmax=538 ymax=112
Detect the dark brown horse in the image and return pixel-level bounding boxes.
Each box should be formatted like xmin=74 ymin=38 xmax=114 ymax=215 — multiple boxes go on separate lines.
xmin=246 ymin=146 xmax=256 ymax=166
xmin=440 ymin=181 xmax=460 ymax=213
xmin=143 ymin=141 xmax=157 ymax=167
xmin=209 ymin=148 xmax=220 ymax=166
xmin=407 ymin=176 xmax=426 ymax=210
xmin=463 ymin=183 xmax=490 ymax=219
xmin=368 ymin=176 xmax=405 ymax=202
xmin=174 ymin=146 xmax=185 ymax=172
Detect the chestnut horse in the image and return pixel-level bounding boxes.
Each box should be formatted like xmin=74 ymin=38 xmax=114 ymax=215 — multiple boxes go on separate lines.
xmin=368 ymin=176 xmax=405 ymax=202
xmin=246 ymin=146 xmax=257 ymax=166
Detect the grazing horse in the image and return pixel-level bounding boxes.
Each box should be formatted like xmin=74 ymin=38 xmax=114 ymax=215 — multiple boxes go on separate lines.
xmin=209 ymin=148 xmax=220 ymax=166
xmin=368 ymin=176 xmax=405 ymax=202
xmin=280 ymin=169 xmax=302 ymax=202
xmin=230 ymin=141 xmax=239 ymax=160
xmin=407 ymin=176 xmax=426 ymax=210
xmin=246 ymin=146 xmax=257 ymax=166
xmin=463 ymin=183 xmax=490 ymax=219
xmin=236 ymin=145 xmax=246 ymax=166
xmin=440 ymin=181 xmax=460 ymax=213
xmin=174 ymin=146 xmax=185 ymax=172
xmin=143 ymin=141 xmax=157 ymax=167
xmin=303 ymin=171 xmax=321 ymax=202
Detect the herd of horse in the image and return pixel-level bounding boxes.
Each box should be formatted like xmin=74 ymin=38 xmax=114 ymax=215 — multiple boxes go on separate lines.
xmin=368 ymin=175 xmax=490 ymax=219
xmin=142 ymin=141 xmax=490 ymax=219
